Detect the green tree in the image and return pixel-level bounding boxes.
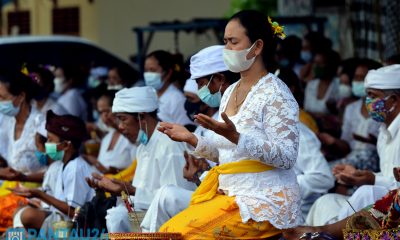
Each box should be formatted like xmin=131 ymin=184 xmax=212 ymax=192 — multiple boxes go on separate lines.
xmin=226 ymin=0 xmax=278 ymax=17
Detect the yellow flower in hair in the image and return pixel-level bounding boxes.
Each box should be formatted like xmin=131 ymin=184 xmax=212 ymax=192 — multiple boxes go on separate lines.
xmin=174 ymin=64 xmax=181 ymax=73
xmin=20 ymin=63 xmax=40 ymax=84
xmin=268 ymin=16 xmax=286 ymax=40
xmin=21 ymin=63 xmax=29 ymax=76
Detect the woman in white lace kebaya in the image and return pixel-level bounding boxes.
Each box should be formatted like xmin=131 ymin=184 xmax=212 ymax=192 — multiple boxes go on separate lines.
xmin=159 ymin=10 xmax=302 ymax=239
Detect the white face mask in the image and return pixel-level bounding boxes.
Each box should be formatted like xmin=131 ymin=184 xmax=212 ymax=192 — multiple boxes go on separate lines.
xmin=338 ymin=84 xmax=352 ymax=99
xmin=223 ymin=42 xmax=256 ymax=73
xmin=53 ymin=77 xmax=65 ymax=93
xmin=107 ymin=84 xmax=123 ymax=90
xmin=144 ymin=72 xmax=163 ymax=90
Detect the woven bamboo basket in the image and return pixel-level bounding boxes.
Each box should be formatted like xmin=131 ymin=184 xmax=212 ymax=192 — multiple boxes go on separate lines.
xmin=52 ymin=211 xmax=74 ymax=238
xmin=343 ymin=210 xmax=400 ymax=239
xmin=107 ymin=232 xmax=183 ymax=240
xmin=130 ymin=211 xmax=147 ymax=232
xmin=103 ymin=210 xmax=182 ymax=239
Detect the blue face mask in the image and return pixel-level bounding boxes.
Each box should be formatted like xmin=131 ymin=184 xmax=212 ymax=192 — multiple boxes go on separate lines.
xmin=0 ymin=100 xmax=20 ymax=116
xmin=301 ymin=50 xmax=313 ymax=63
xmin=136 ymin=129 xmax=148 ymax=145
xmin=197 ymin=76 xmax=221 ymax=108
xmin=35 ymin=150 xmax=48 ymax=166
xmin=279 ymin=58 xmax=290 ymax=67
xmin=144 ymin=72 xmax=163 ymax=90
xmin=352 ymin=81 xmax=366 ymax=97
xmin=45 ymin=142 xmax=65 ymax=161
xmin=136 ymin=114 xmax=149 ymax=145
xmin=92 ymin=109 xmax=100 ymax=122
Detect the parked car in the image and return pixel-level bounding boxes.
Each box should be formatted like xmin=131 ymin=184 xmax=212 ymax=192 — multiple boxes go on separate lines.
xmin=0 ymin=35 xmax=140 ymax=83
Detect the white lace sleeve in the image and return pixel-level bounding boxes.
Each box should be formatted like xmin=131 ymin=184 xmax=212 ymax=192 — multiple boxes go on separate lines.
xmin=194 ymin=134 xmax=219 ymax=162
xmin=236 ymin=86 xmax=299 ymax=169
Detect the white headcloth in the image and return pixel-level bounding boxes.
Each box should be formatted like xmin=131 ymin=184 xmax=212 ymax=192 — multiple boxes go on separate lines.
xmin=112 ymin=86 xmax=158 ymax=113
xmin=365 ymin=64 xmax=400 ymax=90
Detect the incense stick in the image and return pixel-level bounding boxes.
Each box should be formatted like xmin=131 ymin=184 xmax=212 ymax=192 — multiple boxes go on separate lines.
xmin=118 ymin=173 xmax=142 ymax=232
xmin=346 ymin=199 xmax=357 ymax=213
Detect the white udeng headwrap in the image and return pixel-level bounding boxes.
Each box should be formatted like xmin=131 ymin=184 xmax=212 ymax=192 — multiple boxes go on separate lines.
xmin=183 ymin=78 xmax=198 ymax=94
xmin=365 ymin=64 xmax=400 ymax=90
xmin=112 ymin=86 xmax=158 ymax=113
xmin=190 ymin=45 xmax=228 ymax=80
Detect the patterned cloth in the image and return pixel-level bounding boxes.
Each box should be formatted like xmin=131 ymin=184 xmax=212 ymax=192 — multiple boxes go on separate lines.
xmin=160 ymin=194 xmax=281 ymax=239
xmin=350 ymin=0 xmax=385 ymax=60
xmin=368 ymin=189 xmax=400 ymax=229
xmin=384 ymin=1 xmax=400 ymax=60
xmin=350 ymin=0 xmax=400 ymax=61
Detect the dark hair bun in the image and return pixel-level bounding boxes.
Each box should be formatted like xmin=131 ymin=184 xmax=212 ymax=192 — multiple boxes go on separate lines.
xmin=0 ymin=66 xmax=41 ymax=102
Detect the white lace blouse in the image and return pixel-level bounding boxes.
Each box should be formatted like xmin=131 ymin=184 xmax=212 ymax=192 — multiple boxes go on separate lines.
xmin=194 ymin=73 xmax=302 ymax=229
xmin=0 ymin=108 xmax=45 ymax=174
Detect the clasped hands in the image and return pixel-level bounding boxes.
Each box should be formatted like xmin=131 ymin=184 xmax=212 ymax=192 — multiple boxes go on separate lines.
xmin=183 ymin=151 xmax=210 ymax=183
xmin=86 ymin=172 xmax=135 ymax=195
xmin=332 ymin=163 xmax=375 ymax=186
xmin=8 ymin=184 xmax=41 ymax=199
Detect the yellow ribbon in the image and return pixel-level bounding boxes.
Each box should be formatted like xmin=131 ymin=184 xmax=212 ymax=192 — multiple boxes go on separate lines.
xmin=190 ymin=160 xmax=274 ymax=205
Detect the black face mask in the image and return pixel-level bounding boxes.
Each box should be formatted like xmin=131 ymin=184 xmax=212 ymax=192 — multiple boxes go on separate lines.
xmin=184 ymin=99 xmax=202 ymax=121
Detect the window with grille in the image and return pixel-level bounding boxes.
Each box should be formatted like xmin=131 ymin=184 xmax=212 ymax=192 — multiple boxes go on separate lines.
xmin=52 ymin=7 xmax=80 ymax=35
xmin=8 ymin=11 xmax=30 ymax=35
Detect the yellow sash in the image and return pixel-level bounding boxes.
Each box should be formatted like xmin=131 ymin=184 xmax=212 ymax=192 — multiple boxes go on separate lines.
xmin=104 ymin=159 xmax=137 ymax=198
xmin=105 ymin=159 xmax=137 ymax=181
xmin=190 ymin=160 xmax=274 ymax=205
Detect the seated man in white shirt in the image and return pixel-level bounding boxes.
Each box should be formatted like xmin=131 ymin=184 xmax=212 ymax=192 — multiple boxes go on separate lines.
xmin=306 ymin=64 xmax=400 ymax=226
xmin=86 ymin=86 xmax=196 ymax=233
xmin=10 ymin=110 xmax=95 ymax=233
xmin=83 ymin=91 xmax=136 ymax=174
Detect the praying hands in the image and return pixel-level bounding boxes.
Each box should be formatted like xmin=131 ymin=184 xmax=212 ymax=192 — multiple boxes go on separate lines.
xmin=183 ymin=151 xmax=210 ymax=184
xmin=194 ymin=112 xmax=240 ymax=144
xmin=9 ymin=185 xmax=41 ymax=198
xmin=333 ymin=163 xmax=375 ymax=186
xmin=159 ymin=112 xmax=240 ymax=146
xmin=86 ymin=172 xmax=135 ymax=195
